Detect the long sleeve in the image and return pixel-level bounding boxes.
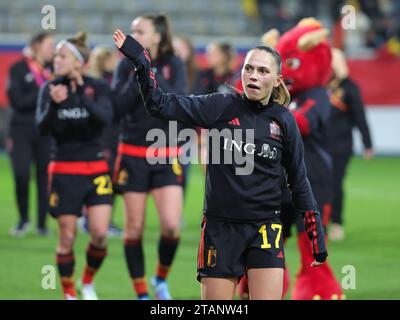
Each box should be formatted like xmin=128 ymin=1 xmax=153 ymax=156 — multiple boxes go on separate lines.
xmin=292 ymin=87 xmax=331 ymax=137
xmin=118 ymin=35 xmax=233 ymax=128
xmin=7 ymin=62 xmax=38 ymax=112
xmin=282 ymin=111 xmax=327 ymax=261
xmin=282 ymin=111 xmax=315 ymax=210
xmin=346 ymin=80 xmax=372 ymax=149
xmin=36 ymin=82 xmax=55 ymax=134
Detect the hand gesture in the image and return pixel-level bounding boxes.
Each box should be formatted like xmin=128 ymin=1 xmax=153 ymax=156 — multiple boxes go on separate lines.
xmin=49 ymin=84 xmax=68 ymax=104
xmin=311 ymin=260 xmax=324 ymax=267
xmin=114 ymin=29 xmax=126 ymax=49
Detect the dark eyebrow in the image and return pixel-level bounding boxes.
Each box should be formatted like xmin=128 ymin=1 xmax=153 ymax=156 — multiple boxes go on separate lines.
xmin=258 ymin=66 xmax=270 ymax=72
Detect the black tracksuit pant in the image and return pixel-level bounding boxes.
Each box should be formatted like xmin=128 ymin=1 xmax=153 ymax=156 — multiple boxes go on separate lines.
xmin=8 ymin=123 xmax=51 ymax=228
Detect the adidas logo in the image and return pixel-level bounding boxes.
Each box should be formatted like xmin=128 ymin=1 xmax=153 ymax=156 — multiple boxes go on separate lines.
xmin=277 ymin=251 xmax=284 ymax=259
xmin=228 ymin=118 xmax=240 ymax=126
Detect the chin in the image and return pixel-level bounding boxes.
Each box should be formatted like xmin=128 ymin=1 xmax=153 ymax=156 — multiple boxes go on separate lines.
xmin=246 ymin=93 xmax=259 ymax=101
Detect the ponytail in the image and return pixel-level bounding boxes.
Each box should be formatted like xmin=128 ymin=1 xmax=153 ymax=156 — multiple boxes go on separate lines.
xmin=144 ymin=15 xmax=174 ymax=58
xmin=272 ymin=82 xmax=291 ymax=106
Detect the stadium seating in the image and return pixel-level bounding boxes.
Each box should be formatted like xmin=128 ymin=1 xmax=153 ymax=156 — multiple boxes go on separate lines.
xmin=1 ymin=0 xmax=249 ymax=36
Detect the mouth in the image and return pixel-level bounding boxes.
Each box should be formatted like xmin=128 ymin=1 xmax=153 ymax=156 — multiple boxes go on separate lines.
xmin=247 ymin=83 xmax=260 ymax=91
xmin=284 ymin=79 xmax=294 ymax=89
xmin=284 ymin=79 xmax=293 ymax=85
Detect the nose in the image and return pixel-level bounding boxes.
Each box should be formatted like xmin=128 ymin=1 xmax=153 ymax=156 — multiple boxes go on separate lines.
xmin=249 ymin=72 xmax=257 ymax=81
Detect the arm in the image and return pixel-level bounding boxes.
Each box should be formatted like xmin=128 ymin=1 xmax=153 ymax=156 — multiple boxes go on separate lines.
xmin=292 ymin=88 xmax=330 ymax=137
xmin=7 ymin=62 xmax=38 ymax=112
xmin=282 ymin=112 xmax=328 ymax=264
xmin=36 ymin=82 xmax=55 ymax=134
xmin=111 ymin=58 xmax=141 ymax=121
xmin=346 ymin=81 xmax=373 ymax=155
xmin=113 ymin=30 xmax=231 ymax=128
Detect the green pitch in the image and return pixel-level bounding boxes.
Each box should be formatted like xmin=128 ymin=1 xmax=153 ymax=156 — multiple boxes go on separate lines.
xmin=0 ymin=154 xmax=399 ymax=299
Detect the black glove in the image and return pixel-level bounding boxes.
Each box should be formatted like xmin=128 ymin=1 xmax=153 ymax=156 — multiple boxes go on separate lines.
xmin=301 ymin=209 xmax=328 ymax=263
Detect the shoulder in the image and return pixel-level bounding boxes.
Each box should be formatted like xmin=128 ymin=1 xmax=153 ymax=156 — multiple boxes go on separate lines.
xmin=300 ymin=86 xmax=330 ymax=108
xmin=9 ymin=59 xmax=28 ymax=74
xmin=276 ymin=104 xmax=294 ymax=120
xmin=84 ymin=76 xmax=111 ymax=96
xmin=308 ymin=86 xmax=329 ymax=97
xmin=273 ymin=103 xmax=298 ymax=132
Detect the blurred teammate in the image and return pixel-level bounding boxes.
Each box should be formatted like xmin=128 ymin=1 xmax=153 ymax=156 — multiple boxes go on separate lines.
xmin=86 ymin=46 xmax=123 ymax=237
xmin=37 ymin=32 xmax=113 ymax=300
xmin=112 ymin=15 xmax=187 ymax=300
xmin=193 ymin=41 xmax=237 ymax=94
xmin=326 ymin=48 xmax=373 ymax=240
xmin=6 ymin=32 xmax=54 ymax=236
xmin=114 ymin=30 xmax=328 ymax=300
xmin=173 ymin=35 xmax=199 ymax=94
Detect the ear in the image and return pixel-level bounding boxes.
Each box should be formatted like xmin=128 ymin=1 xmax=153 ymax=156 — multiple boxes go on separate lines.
xmin=274 ymin=74 xmax=283 ymax=87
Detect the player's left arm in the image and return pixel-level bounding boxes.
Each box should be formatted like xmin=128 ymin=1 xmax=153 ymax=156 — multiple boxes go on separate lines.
xmin=282 ymin=111 xmax=328 ymax=266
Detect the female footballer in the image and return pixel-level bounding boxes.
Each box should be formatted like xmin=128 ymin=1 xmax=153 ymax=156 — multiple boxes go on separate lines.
xmin=114 ymin=30 xmax=327 ymax=300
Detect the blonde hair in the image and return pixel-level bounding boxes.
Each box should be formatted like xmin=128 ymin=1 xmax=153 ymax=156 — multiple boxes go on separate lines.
xmin=272 ymin=82 xmax=291 ymax=106
xmin=88 ymin=46 xmax=114 ymax=79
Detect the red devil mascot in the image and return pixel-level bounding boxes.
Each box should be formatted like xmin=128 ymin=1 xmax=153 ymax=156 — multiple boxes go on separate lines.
xmin=274 ymin=18 xmax=344 ymax=300
xmin=238 ymin=18 xmax=344 ymax=300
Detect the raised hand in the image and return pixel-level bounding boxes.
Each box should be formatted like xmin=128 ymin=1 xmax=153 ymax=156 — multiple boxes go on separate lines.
xmin=113 ymin=29 xmax=126 ymax=49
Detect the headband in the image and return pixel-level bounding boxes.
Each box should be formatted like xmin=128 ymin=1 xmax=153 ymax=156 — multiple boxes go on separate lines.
xmin=56 ymin=40 xmax=85 ymax=62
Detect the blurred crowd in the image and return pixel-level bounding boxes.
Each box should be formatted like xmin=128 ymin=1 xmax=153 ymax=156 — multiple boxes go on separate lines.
xmin=242 ymin=0 xmax=400 ymax=57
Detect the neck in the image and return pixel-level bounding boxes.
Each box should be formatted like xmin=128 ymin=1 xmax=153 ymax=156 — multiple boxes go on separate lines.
xmin=149 ymin=47 xmax=158 ymax=60
xmin=260 ymin=93 xmax=272 ymax=105
xmin=34 ymin=55 xmax=45 ymax=66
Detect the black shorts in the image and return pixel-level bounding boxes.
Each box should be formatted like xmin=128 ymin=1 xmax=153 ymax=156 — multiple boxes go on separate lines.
xmin=48 ymin=173 xmax=113 ymax=218
xmin=197 ymin=217 xmax=285 ymax=281
xmin=113 ymin=155 xmax=183 ymax=193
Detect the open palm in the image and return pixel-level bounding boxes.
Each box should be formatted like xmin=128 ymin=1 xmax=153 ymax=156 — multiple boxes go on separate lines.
xmin=113 ymin=29 xmax=126 ymax=49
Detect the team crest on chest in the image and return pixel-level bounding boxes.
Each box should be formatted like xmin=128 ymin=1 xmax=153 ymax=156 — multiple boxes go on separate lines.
xmin=269 ymin=121 xmax=281 ymax=140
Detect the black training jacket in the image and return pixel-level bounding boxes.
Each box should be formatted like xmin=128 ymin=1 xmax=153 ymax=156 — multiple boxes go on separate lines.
xmin=36 ymin=76 xmax=113 ymax=161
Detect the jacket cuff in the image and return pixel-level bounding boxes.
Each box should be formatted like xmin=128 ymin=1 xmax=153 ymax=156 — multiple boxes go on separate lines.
xmin=315 ymin=251 xmax=328 ymax=263
xmin=120 ymin=35 xmax=145 ymax=62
